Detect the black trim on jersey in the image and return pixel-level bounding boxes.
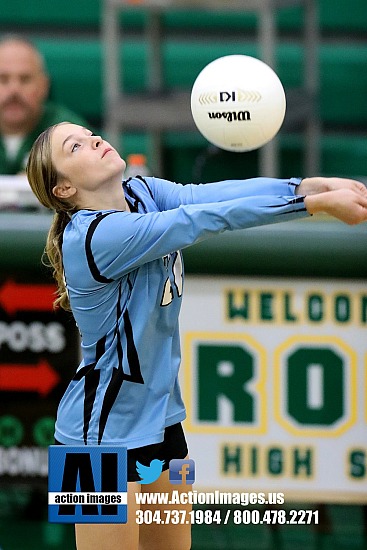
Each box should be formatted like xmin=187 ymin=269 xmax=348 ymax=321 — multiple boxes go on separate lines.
xmin=123 ymin=181 xmax=143 ymax=212
xmin=123 ymin=176 xmax=154 ymax=200
xmin=123 ymin=176 xmax=154 ymax=213
xmin=97 ymin=284 xmax=125 ymax=444
xmin=126 ymin=274 xmax=133 ymax=293
xmin=123 ymin=309 xmax=144 ymax=385
xmin=115 ymin=282 xmax=124 ymax=372
xmin=83 ymin=367 xmax=101 ymax=444
xmin=266 ymin=197 xmax=307 ymax=214
xmin=289 ymin=196 xmax=306 ymax=205
xmin=85 ymin=212 xmax=115 ymax=283
xmin=97 ymin=286 xmax=144 ymax=444
xmin=125 ymin=196 xmax=138 ymax=213
xmin=98 ymin=363 xmax=124 ymax=445
xmin=137 ymin=175 xmax=154 ymax=200
xmin=72 ymin=335 xmax=106 ymax=444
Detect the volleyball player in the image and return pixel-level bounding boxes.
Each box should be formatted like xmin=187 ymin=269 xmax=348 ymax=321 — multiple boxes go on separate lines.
xmin=26 ymin=123 xmax=367 ymax=550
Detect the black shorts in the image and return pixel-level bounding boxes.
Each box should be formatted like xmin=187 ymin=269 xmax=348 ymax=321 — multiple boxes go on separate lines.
xmin=55 ymin=422 xmax=188 ymax=483
xmin=127 ymin=423 xmax=188 ymax=482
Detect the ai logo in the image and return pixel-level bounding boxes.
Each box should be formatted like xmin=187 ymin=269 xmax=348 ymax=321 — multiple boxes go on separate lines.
xmin=48 ymin=446 xmax=127 ymax=523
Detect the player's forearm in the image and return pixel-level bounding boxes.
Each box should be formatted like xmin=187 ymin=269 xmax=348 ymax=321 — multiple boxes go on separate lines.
xmin=296 ymin=177 xmax=326 ymax=195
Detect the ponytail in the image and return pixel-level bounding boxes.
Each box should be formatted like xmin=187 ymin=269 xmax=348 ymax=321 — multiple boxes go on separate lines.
xmin=44 ymin=211 xmax=71 ymax=311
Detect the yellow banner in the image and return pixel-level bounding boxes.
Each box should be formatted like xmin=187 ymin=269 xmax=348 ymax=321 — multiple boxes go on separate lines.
xmin=180 ymin=276 xmax=367 ymax=503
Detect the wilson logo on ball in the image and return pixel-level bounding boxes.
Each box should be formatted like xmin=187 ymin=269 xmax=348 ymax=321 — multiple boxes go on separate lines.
xmin=208 ymin=111 xmax=251 ymax=122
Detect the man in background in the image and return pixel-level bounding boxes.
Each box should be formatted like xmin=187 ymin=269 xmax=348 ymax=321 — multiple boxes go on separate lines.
xmin=0 ymin=35 xmax=88 ymax=174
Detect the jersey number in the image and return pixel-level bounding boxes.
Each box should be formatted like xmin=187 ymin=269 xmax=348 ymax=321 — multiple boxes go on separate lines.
xmin=161 ymin=252 xmax=183 ymax=306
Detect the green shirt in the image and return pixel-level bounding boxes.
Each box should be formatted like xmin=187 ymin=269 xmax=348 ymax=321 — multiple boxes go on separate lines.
xmin=0 ymin=102 xmax=89 ymax=174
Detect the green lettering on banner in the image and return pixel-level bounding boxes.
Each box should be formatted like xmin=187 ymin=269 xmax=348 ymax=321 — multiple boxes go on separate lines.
xmin=250 ymin=446 xmax=258 ymax=475
xmin=335 ymin=295 xmax=350 ymax=323
xmin=349 ymin=450 xmax=366 ymax=479
xmin=284 ymin=293 xmax=297 ymax=322
xmin=287 ymin=348 xmax=344 ymax=425
xmin=222 ymin=445 xmax=242 ymax=474
xmin=362 ymin=296 xmax=367 ymax=323
xmin=293 ymin=448 xmax=313 ymax=477
xmin=308 ymin=294 xmax=323 ymax=322
xmin=227 ymin=292 xmax=250 ymax=320
xmin=0 ymin=415 xmax=24 ymax=447
xmin=198 ymin=344 xmax=254 ymax=422
xmin=33 ymin=416 xmax=56 ymax=447
xmin=268 ymin=447 xmax=283 ymax=476
xmin=260 ymin=293 xmax=273 ymax=321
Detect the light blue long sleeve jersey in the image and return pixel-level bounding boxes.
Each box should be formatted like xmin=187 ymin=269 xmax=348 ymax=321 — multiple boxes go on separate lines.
xmin=55 ymin=176 xmax=308 ymax=448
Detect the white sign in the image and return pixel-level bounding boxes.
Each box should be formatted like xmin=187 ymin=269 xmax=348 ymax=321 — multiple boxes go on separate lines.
xmin=0 ymin=175 xmax=41 ymax=209
xmin=180 ymin=276 xmax=367 ymax=503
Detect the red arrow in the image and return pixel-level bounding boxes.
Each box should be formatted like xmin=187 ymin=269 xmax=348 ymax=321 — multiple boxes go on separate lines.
xmin=0 ymin=279 xmax=55 ymax=315
xmin=0 ymin=360 xmax=60 ymax=397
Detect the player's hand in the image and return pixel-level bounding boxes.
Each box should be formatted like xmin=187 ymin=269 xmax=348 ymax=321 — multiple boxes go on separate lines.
xmin=304 ymin=188 xmax=367 ymax=225
xmin=297 ymin=177 xmax=367 ymax=198
xmin=323 ymin=177 xmax=367 ymax=197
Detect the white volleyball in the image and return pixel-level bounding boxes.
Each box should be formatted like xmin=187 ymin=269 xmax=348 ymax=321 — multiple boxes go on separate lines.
xmin=191 ymin=55 xmax=286 ymax=152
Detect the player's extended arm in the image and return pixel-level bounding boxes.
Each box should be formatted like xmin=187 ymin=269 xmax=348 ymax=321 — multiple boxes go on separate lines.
xmin=145 ymin=176 xmax=302 ymax=211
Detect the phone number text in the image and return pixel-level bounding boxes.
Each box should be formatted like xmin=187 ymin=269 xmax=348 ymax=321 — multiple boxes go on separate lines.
xmin=136 ymin=508 xmax=319 ymax=525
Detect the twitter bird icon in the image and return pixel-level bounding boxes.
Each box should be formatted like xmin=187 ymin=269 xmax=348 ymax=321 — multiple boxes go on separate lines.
xmin=136 ymin=459 xmax=165 ymax=484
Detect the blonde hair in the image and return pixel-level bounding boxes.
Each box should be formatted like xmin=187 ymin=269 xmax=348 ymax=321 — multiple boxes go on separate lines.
xmin=26 ymin=123 xmax=74 ymax=311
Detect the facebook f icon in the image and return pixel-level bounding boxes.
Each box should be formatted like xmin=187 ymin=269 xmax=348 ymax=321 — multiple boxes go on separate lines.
xmin=169 ymin=459 xmax=195 ymax=485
